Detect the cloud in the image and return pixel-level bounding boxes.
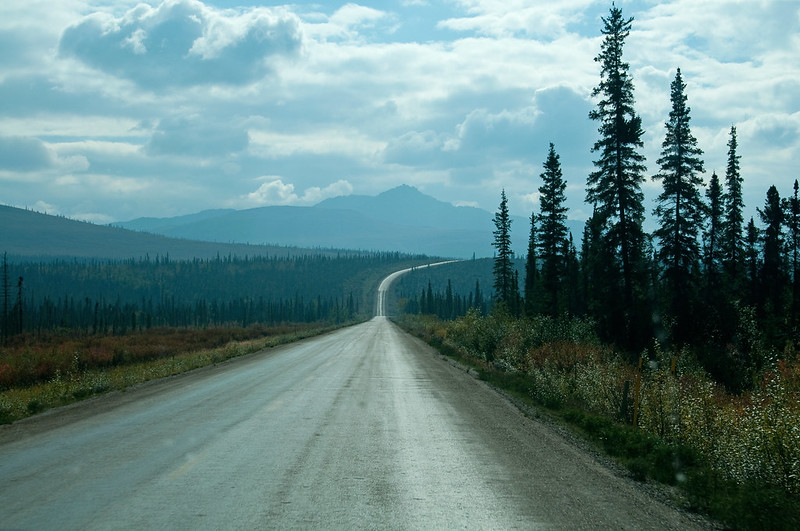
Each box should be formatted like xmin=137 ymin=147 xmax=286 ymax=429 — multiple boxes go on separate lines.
xmin=383 ymin=130 xmax=453 ymax=166
xmin=636 ymin=0 xmax=799 ymax=64
xmin=248 ymin=128 xmax=384 ymax=160
xmin=304 ymin=3 xmax=393 ymax=42
xmin=454 ymin=106 xmax=540 ymax=158
xmin=58 ymin=0 xmax=302 ymax=89
xmin=32 ymin=200 xmax=60 ymax=216
xmin=145 ymin=115 xmax=249 ymax=157
xmin=0 ymin=135 xmax=55 ymax=171
xmin=243 ymin=178 xmax=353 ymax=206
xmin=384 ymin=85 xmax=594 ymax=173
xmin=439 ymin=0 xmax=597 ymax=38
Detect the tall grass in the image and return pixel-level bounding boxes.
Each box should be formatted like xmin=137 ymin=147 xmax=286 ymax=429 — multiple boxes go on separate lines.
xmin=0 ymin=322 xmax=357 ymax=424
xmin=400 ymin=311 xmax=800 ymax=529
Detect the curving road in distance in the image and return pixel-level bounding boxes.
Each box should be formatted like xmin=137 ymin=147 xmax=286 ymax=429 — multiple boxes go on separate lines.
xmin=0 ymin=266 xmax=705 ymax=529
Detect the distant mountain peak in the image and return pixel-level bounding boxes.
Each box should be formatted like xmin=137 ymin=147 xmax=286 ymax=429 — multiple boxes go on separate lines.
xmin=379 ymin=184 xmax=422 ymax=196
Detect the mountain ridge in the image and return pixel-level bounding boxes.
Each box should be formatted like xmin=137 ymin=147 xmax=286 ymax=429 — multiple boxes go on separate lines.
xmin=0 ymin=205 xmax=350 ymax=261
xmin=115 ymin=185 xmax=583 ymax=258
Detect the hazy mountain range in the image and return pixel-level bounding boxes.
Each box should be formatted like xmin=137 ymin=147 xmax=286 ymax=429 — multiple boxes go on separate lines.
xmin=2 ymin=185 xmax=584 ymax=260
xmin=0 ymin=205 xmax=329 ymax=261
xmin=117 ymin=185 xmax=584 ymax=258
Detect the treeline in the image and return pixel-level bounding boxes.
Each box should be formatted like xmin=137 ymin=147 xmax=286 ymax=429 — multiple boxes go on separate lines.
xmin=394 ymin=259 xmax=498 ymax=320
xmin=405 ymin=6 xmax=797 ymax=396
xmin=402 ymin=279 xmax=488 ymax=320
xmin=0 ymin=251 xmax=419 ymax=340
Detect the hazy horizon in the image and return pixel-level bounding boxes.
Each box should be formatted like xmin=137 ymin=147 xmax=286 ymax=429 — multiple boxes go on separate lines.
xmin=1 ymin=0 xmax=797 ymax=227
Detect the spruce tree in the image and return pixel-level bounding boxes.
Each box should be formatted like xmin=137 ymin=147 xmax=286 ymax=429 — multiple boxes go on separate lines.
xmin=587 ymin=4 xmax=648 ymax=346
xmin=783 ymin=180 xmax=800 ymax=336
xmin=492 ymin=189 xmax=516 ymax=310
xmin=652 ymin=68 xmax=705 ymax=342
xmin=524 ymin=212 xmax=540 ymax=316
xmin=744 ymin=218 xmax=760 ymax=307
xmin=537 ymin=143 xmax=569 ymax=317
xmin=564 ymin=234 xmax=582 ymax=316
xmin=473 ymin=279 xmax=484 ymax=315
xmin=580 ymin=209 xmax=623 ymax=344
xmin=704 ymin=171 xmax=724 ymax=291
xmin=722 ymin=126 xmax=744 ymax=289
xmin=445 ymin=279 xmax=454 ymax=320
xmin=759 ymin=185 xmax=785 ymax=341
xmin=2 ymin=252 xmax=8 ymax=346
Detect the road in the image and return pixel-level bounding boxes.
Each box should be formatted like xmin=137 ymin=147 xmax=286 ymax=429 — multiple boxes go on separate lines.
xmin=0 ymin=269 xmax=705 ymax=530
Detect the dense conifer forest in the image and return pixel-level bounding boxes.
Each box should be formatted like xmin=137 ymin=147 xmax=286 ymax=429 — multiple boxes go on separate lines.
xmin=400 ymin=5 xmax=799 ymax=395
xmin=0 ymin=252 xmax=425 ymax=339
xmin=395 ymin=8 xmax=800 ymax=525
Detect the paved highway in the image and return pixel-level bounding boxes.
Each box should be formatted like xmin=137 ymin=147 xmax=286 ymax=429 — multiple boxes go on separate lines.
xmin=0 ymin=269 xmax=705 ymax=529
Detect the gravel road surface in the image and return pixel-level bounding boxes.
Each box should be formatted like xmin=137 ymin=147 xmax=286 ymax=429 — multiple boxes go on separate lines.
xmin=0 ymin=284 xmax=707 ymax=529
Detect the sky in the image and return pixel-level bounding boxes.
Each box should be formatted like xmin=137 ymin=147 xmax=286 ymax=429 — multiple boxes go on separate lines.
xmin=0 ymin=0 xmax=798 ymax=229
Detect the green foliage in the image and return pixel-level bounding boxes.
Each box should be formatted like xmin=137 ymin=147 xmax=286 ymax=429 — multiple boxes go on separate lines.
xmin=2 ymin=252 xmax=421 ymax=336
xmin=587 ymin=5 xmax=648 ymax=349
xmin=492 ymin=190 xmax=518 ymax=313
xmin=536 ymin=143 xmax=570 ymax=318
xmin=722 ymin=126 xmax=745 ymax=288
xmin=652 ymin=69 xmax=705 ymax=343
xmin=401 ymin=312 xmax=800 ymax=529
xmin=0 ymin=321 xmax=350 ymax=423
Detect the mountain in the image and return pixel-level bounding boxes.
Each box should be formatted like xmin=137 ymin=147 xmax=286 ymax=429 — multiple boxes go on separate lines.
xmin=0 ymin=205 xmax=339 ymax=261
xmin=316 ymin=184 xmax=490 ymax=231
xmin=116 ymin=185 xmax=585 ymax=258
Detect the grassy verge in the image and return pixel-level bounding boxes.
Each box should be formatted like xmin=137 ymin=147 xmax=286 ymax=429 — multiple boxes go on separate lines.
xmin=397 ymin=314 xmax=800 ymax=531
xmin=0 ymin=320 xmax=361 ymax=424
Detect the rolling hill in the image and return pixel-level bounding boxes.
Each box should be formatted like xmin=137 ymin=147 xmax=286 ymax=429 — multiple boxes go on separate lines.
xmin=0 ymin=205 xmax=344 ymax=261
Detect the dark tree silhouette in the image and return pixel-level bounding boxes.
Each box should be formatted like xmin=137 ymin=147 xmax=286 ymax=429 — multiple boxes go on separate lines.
xmin=586 ymin=5 xmax=648 ymax=347
xmin=652 ymin=68 xmax=705 ymax=342
xmin=704 ymin=171 xmax=724 ymax=292
xmin=759 ymin=185 xmax=785 ymax=342
xmin=537 ymin=143 xmax=569 ymax=317
xmin=492 ymin=190 xmax=516 ymax=311
xmin=722 ymin=126 xmax=745 ymax=290
xmin=524 ymin=212 xmax=540 ymax=316
xmin=783 ymin=180 xmax=800 ymax=338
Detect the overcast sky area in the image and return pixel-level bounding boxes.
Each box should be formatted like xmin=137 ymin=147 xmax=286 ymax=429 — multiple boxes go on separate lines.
xmin=0 ymin=0 xmax=798 ymax=227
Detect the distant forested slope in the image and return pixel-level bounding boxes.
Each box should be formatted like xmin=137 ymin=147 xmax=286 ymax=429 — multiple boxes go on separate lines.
xmin=4 ymin=253 xmax=428 ymax=334
xmin=0 ymin=205 xmax=344 ymax=261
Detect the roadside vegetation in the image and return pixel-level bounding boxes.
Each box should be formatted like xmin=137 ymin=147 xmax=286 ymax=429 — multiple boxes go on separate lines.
xmin=398 ymin=311 xmax=800 ymax=529
xmin=395 ymin=7 xmax=800 ymax=528
xmin=0 ymin=251 xmax=429 ymax=423
xmin=0 ymin=321 xmax=361 ymax=425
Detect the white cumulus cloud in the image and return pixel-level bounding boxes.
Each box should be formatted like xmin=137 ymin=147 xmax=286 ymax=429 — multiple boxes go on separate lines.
xmin=244 ymin=178 xmax=353 ymax=206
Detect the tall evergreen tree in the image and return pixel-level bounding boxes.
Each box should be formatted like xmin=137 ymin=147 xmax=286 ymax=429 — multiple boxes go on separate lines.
xmin=492 ymin=189 xmax=516 ymax=310
xmin=652 ymin=68 xmax=705 ymax=342
xmin=524 ymin=212 xmax=540 ymax=316
xmin=704 ymin=171 xmax=724 ymax=291
xmin=537 ymin=143 xmax=569 ymax=317
xmin=580 ymin=209 xmax=623 ymax=344
xmin=472 ymin=279 xmax=485 ymax=315
xmin=586 ymin=5 xmax=648 ymax=346
xmin=445 ymin=279 xmax=455 ymax=320
xmin=2 ymin=252 xmax=8 ymax=346
xmin=722 ymin=126 xmax=744 ymax=290
xmin=783 ymin=180 xmax=800 ymax=337
xmin=759 ymin=185 xmax=785 ymax=342
xmin=700 ymin=170 xmax=727 ymax=346
xmin=744 ymin=218 xmax=760 ymax=307
xmin=564 ymin=234 xmax=583 ymax=316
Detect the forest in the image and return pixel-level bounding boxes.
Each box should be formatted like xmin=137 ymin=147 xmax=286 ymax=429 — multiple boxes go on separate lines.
xmin=0 ymin=251 xmax=428 ymax=389
xmin=395 ymin=6 xmax=799 ymax=527
xmin=400 ymin=6 xmax=798 ymax=395
xmin=0 ymin=252 xmax=429 ymax=337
